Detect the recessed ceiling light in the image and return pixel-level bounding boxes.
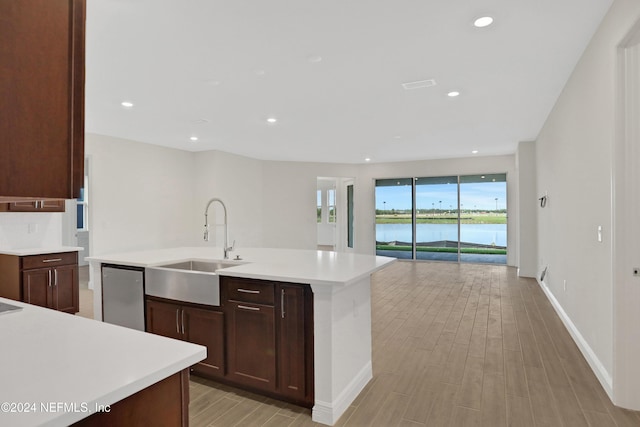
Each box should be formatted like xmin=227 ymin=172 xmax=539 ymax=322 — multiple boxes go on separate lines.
xmin=266 ymin=117 xmax=277 ymax=124
xmin=190 ymin=136 xmax=198 ymax=142
xmin=365 ymin=158 xmax=371 ymax=162
xmin=481 ymin=175 xmax=486 ymax=179
xmin=448 ymin=91 xmax=460 ymax=97
xmin=402 ymin=79 xmax=437 ymax=90
xmin=474 ymin=16 xmax=494 ymax=28
xmin=255 ymin=69 xmax=266 ymax=76
xmin=121 ymin=101 xmax=134 ymax=108
xmin=472 ymin=150 xmax=479 ymax=154
xmin=308 ymin=55 xmax=323 ymax=63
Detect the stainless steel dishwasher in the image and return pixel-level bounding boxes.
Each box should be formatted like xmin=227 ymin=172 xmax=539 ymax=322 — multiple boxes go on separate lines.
xmin=102 ymin=264 xmax=145 ymax=331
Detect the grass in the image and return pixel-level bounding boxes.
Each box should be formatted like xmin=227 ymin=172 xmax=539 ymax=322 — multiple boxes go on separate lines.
xmin=376 ymin=244 xmax=507 ymax=255
xmin=376 ymin=214 xmax=507 ymax=225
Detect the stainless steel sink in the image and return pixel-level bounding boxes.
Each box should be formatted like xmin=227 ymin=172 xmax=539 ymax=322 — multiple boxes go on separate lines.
xmin=145 ymin=259 xmax=243 ymax=306
xmin=156 ymin=260 xmax=238 ymax=273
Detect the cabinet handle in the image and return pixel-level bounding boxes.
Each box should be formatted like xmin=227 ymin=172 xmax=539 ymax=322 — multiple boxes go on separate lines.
xmin=281 ymin=289 xmax=285 ymax=319
xmin=48 ymin=270 xmax=52 ymax=287
xmin=238 ymin=305 xmax=260 ymax=311
xmin=176 ymin=309 xmax=180 ymax=334
xmin=35 ymin=201 xmax=40 ymax=209
xmin=181 ymin=309 xmax=185 ymax=335
xmin=42 ymin=258 xmax=63 ymax=263
xmin=54 ymin=269 xmax=58 ymax=287
xmin=237 ymin=288 xmax=260 ymax=294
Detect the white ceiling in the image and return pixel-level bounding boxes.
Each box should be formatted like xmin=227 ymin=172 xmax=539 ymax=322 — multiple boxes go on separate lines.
xmin=85 ymin=0 xmax=613 ymax=164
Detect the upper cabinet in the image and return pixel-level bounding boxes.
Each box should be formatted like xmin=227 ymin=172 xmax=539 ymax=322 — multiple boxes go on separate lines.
xmin=0 ymin=0 xmax=85 ymax=200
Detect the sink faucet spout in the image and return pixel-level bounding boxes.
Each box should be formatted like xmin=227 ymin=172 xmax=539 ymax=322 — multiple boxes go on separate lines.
xmin=204 ymin=198 xmax=233 ymax=259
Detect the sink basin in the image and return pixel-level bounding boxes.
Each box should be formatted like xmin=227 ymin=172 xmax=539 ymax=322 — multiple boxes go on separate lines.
xmin=145 ymin=259 xmax=244 ymax=306
xmin=156 ymin=260 xmax=239 ymax=273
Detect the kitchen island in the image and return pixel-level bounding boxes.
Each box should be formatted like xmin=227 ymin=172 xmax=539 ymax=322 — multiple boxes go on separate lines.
xmin=0 ymin=297 xmax=205 ymax=427
xmin=87 ymin=247 xmax=394 ymax=425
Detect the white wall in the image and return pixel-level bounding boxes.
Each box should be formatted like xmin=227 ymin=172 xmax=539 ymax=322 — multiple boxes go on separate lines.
xmin=516 ymin=141 xmax=537 ymax=278
xmin=193 ymin=150 xmax=265 ymax=251
xmin=0 ymin=212 xmax=63 ymax=249
xmin=535 ymin=0 xmax=640 ymax=406
xmin=86 ymin=134 xmax=197 ymax=256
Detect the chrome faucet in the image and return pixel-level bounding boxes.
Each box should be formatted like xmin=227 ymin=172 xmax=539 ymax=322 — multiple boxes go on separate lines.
xmin=204 ymin=198 xmax=234 ymax=259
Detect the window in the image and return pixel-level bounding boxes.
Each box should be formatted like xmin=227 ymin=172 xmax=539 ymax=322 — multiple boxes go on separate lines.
xmin=328 ymin=188 xmax=336 ymax=223
xmin=317 ymin=190 xmax=322 ymax=223
xmin=76 ymin=174 xmax=88 ymax=230
xmin=375 ymin=174 xmax=507 ymax=264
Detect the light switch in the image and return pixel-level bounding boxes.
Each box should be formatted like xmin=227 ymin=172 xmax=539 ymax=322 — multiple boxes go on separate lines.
xmin=597 ymin=226 xmax=602 ymax=242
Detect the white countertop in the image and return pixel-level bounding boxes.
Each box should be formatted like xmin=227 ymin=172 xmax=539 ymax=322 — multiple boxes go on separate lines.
xmin=0 ymin=246 xmax=83 ymax=256
xmin=0 ymin=297 xmax=206 ymax=427
xmin=87 ymin=247 xmax=395 ymax=287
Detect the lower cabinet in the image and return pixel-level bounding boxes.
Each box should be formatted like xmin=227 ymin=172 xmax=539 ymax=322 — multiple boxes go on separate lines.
xmin=23 ymin=264 xmax=78 ymax=313
xmin=145 ymin=278 xmax=314 ymax=408
xmin=225 ymin=301 xmax=277 ymax=391
xmin=0 ymin=251 xmax=79 ymax=314
xmin=222 ymin=277 xmax=314 ymax=407
xmin=146 ymin=299 xmax=224 ymax=378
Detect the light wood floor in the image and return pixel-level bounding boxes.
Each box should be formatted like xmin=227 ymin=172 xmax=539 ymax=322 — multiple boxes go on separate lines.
xmin=188 ymin=262 xmax=640 ymax=426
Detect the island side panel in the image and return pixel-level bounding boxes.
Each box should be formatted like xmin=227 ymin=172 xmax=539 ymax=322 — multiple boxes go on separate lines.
xmin=311 ymin=276 xmax=373 ymax=425
xmin=89 ymin=260 xmax=103 ymax=320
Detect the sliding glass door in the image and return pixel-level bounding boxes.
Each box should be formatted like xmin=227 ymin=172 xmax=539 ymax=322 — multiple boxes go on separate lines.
xmin=415 ymin=176 xmax=459 ymax=261
xmin=375 ymin=174 xmax=507 ymax=264
xmin=375 ymin=178 xmax=413 ymax=259
xmin=459 ymin=174 xmax=507 ymax=263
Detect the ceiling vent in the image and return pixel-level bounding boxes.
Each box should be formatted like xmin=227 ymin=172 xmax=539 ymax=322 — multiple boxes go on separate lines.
xmin=401 ymin=79 xmax=437 ymax=90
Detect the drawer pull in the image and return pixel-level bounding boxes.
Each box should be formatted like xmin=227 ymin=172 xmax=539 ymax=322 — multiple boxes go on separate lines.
xmin=42 ymin=258 xmax=63 ymax=263
xmin=238 ymin=305 xmax=260 ymax=311
xmin=237 ymin=288 xmax=260 ymax=294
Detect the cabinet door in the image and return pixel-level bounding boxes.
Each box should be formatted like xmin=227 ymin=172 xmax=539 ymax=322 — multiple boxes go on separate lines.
xmin=51 ymin=264 xmax=78 ymax=313
xmin=0 ymin=0 xmax=85 ymax=199
xmin=146 ymin=299 xmax=182 ymax=341
xmin=22 ymin=269 xmax=51 ymax=308
xmin=226 ymin=302 xmax=276 ymax=391
xmin=278 ymin=284 xmax=311 ymax=402
xmin=183 ymin=307 xmax=225 ymax=378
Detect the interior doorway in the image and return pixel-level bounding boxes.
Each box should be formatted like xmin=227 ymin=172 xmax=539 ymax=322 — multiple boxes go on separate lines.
xmin=316 ymin=177 xmax=355 ymax=252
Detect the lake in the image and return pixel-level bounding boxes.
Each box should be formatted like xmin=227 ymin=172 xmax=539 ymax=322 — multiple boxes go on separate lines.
xmin=376 ymin=223 xmax=507 ymax=247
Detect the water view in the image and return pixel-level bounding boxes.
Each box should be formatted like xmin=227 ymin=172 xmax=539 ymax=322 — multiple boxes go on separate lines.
xmin=376 ymin=223 xmax=507 ymax=247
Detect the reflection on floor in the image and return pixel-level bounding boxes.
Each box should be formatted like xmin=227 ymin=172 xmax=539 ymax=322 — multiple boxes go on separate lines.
xmin=77 ymin=265 xmax=93 ymax=319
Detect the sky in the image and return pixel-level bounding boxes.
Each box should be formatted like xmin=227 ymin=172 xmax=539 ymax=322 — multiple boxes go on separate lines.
xmin=375 ymin=182 xmax=507 ymax=211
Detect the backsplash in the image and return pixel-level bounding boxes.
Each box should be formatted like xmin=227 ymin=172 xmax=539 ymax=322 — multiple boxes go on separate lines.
xmin=0 ymin=213 xmax=63 ymax=249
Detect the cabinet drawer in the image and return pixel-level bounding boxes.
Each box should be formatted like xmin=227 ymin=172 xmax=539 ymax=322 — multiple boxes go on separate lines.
xmin=226 ymin=279 xmax=274 ymax=305
xmin=22 ymin=252 xmax=77 ymax=270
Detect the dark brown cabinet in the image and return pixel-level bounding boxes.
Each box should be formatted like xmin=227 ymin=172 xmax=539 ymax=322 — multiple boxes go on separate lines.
xmin=0 ymin=251 xmax=79 ymax=314
xmin=146 ymin=298 xmax=225 ymax=378
xmin=0 ymin=200 xmax=66 ymax=212
xmin=222 ymin=277 xmax=314 ymax=407
xmin=226 ymin=300 xmax=277 ymax=392
xmin=278 ymin=284 xmax=312 ymax=402
xmin=0 ymin=0 xmax=85 ymax=200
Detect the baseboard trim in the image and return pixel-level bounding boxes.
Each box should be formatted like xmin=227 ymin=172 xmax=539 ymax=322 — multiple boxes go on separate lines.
xmin=537 ymin=279 xmax=613 ymax=399
xmin=312 ymin=361 xmax=373 ymax=426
